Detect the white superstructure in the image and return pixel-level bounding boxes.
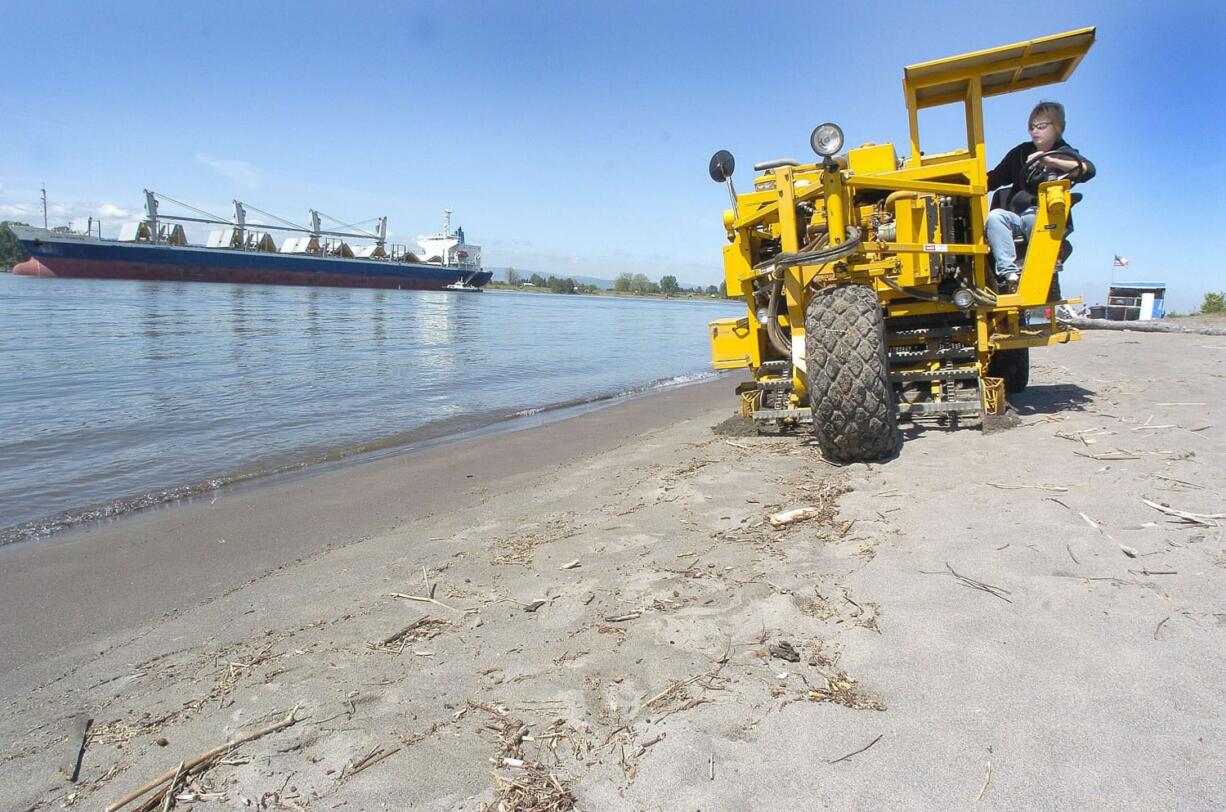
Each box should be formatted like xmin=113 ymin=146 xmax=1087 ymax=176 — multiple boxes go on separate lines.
xmin=416 ymin=209 xmax=482 ymax=271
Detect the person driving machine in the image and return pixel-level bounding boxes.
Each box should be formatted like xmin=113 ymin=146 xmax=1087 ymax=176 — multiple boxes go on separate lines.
xmin=986 ymin=101 xmax=1095 ymax=289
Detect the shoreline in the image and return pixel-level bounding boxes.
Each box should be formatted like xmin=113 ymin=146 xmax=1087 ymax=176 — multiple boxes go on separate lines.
xmin=0 ymin=376 xmax=736 ymax=671
xmin=2 ymin=331 xmax=1223 ymax=809
xmin=0 ymin=370 xmax=725 ymax=548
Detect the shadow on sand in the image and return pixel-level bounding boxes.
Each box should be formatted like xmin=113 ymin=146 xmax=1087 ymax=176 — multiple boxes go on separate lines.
xmin=898 ymin=383 xmax=1097 ymax=444
xmin=1007 ymin=383 xmax=1096 ymax=416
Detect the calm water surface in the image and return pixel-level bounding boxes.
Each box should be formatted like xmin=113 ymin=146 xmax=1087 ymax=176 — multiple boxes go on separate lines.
xmin=0 ymin=274 xmax=738 ymax=542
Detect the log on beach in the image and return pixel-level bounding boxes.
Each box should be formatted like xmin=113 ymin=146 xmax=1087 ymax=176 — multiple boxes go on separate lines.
xmin=1063 ymin=317 xmax=1226 ymax=336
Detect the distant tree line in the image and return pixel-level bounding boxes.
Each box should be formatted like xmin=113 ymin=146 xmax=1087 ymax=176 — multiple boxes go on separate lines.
xmin=0 ymin=222 xmax=30 ymax=269
xmin=503 ymin=265 xmax=729 ymax=297
xmin=613 ymin=272 xmax=727 ymax=297
xmin=503 ymin=267 xmax=597 ymax=295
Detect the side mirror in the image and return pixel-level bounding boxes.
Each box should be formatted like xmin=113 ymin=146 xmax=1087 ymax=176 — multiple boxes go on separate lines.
xmin=708 ymin=150 xmax=735 ymax=183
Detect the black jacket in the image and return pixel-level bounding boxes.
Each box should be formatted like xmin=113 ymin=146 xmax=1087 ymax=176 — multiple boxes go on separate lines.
xmin=987 ymin=138 xmax=1095 ymax=214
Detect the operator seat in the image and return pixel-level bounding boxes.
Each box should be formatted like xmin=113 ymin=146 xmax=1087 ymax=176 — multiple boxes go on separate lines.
xmin=988 ymin=186 xmax=1081 ymax=301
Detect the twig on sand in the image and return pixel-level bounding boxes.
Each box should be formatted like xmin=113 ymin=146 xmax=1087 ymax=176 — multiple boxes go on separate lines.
xmin=1073 ymin=450 xmax=1140 ymax=461
xmin=159 ymin=761 xmax=184 ymax=812
xmin=1151 ymin=474 xmax=1205 ymax=490
xmin=391 ymin=592 xmax=467 ymax=613
xmin=1066 ymin=544 xmax=1079 ymax=565
xmin=1130 ymin=569 xmax=1177 ymax=576
xmin=709 ymin=753 xmax=715 ymax=781
xmin=644 ymin=674 xmax=705 ymax=708
xmin=1154 ymin=616 xmax=1171 ymax=639
xmin=987 ymin=482 xmax=1069 ymax=493
xmin=1142 ymin=499 xmax=1224 ymax=528
xmin=921 ymin=564 xmax=1013 ymax=603
xmin=975 ymin=760 xmax=993 ymax=802
xmin=380 ymin=615 xmax=433 ymax=647
xmin=828 ymin=733 xmax=883 ymax=764
xmin=350 ymin=746 xmax=400 ymax=776
xmin=105 ymin=705 xmax=300 ymax=811
xmin=60 ymin=714 xmax=91 ymax=782
xmin=1045 ymin=498 xmax=1103 ymax=533
xmin=466 ymin=700 xmax=511 ymax=720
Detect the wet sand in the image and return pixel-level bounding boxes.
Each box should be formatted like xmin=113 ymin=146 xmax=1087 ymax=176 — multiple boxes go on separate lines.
xmin=1 ymin=331 xmax=1223 ymax=809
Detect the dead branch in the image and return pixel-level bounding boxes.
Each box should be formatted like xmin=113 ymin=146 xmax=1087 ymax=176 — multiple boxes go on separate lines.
xmin=381 ymin=615 xmax=433 ymax=646
xmin=1142 ymin=499 xmax=1223 ymax=527
xmin=391 ymin=592 xmax=467 ymax=613
xmin=105 ymin=705 xmax=299 ymax=811
xmin=828 ymin=733 xmax=883 ymax=764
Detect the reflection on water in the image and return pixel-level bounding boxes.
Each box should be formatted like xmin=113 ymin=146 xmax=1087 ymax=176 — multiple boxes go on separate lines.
xmin=0 ymin=275 xmax=739 ymax=539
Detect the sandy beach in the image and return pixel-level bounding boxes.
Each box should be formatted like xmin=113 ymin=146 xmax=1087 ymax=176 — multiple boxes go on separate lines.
xmin=2 ymin=329 xmax=1224 ymax=810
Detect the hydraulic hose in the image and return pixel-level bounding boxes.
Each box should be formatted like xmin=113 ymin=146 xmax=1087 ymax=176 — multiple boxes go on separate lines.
xmin=758 ymin=232 xmax=833 ymax=358
xmin=764 ymin=272 xmax=792 ymax=357
xmin=752 ymin=227 xmax=862 ymax=275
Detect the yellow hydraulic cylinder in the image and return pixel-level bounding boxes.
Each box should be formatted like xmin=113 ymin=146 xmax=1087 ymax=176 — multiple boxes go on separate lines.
xmin=822 ymin=166 xmax=847 ymax=243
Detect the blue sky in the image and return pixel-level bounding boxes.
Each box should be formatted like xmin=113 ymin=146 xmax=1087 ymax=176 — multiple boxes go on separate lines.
xmin=2 ymin=1 xmax=1223 ymax=309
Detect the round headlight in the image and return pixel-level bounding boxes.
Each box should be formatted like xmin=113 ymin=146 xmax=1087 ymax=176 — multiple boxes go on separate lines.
xmin=952 ymin=288 xmax=975 ymax=309
xmin=755 ymin=307 xmax=770 ymax=325
xmin=809 ymin=123 xmax=845 ymax=158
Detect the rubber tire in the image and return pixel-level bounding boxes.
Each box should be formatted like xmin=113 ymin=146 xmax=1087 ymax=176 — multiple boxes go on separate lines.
xmin=989 ymin=348 xmax=1030 ymax=393
xmin=804 ymin=285 xmax=899 ymax=462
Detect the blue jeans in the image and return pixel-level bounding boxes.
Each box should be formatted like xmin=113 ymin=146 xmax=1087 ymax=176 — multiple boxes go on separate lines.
xmin=986 ymin=207 xmax=1036 ymax=277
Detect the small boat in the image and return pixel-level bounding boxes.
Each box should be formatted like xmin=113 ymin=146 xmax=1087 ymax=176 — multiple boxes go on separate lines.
xmin=445 ymin=273 xmax=485 ymax=292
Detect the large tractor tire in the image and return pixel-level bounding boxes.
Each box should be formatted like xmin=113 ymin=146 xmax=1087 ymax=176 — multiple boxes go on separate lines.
xmin=989 ymin=348 xmax=1030 ymax=393
xmin=804 ymin=285 xmax=899 ymax=462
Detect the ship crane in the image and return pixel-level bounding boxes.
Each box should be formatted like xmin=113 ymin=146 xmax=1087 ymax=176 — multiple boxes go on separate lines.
xmin=143 ymin=191 xmax=386 ymax=246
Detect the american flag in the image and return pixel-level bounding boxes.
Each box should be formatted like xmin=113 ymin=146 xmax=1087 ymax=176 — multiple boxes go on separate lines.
xmin=1113 ymin=255 xmax=1130 ymax=268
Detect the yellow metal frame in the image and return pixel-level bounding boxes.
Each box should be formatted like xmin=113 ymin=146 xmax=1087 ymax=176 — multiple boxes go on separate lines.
xmin=713 ymin=28 xmax=1095 ymax=413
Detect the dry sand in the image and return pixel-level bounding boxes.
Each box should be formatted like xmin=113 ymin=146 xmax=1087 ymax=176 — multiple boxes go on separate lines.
xmin=2 ymin=330 xmax=1224 ymax=810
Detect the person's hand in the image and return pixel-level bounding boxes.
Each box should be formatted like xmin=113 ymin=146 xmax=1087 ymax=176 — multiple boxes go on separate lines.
xmin=1026 ymin=150 xmax=1049 ymax=165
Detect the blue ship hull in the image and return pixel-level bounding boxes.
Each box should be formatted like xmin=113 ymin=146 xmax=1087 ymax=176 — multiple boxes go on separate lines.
xmin=13 ymin=230 xmax=492 ymax=291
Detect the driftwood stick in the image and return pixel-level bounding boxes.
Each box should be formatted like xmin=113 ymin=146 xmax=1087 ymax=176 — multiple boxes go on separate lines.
xmin=59 ymin=714 xmax=91 ymax=782
xmin=105 ymin=706 xmax=299 ymax=812
xmin=159 ymin=761 xmax=185 ymax=812
xmin=350 ymin=746 xmax=400 ymax=775
xmin=975 ymin=760 xmax=992 ymax=802
xmin=828 ymin=733 xmax=883 ymax=764
xmin=1142 ymin=499 xmax=1224 ymax=527
xmin=381 ymin=615 xmax=432 ymax=646
xmin=390 ymin=592 xmax=465 ymax=613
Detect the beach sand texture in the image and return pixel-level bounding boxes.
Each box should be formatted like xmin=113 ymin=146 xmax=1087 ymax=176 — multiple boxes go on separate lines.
xmin=1 ymin=329 xmax=1224 ymax=810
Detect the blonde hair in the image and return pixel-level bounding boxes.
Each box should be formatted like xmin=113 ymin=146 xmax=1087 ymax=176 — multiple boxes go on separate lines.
xmin=1029 ymin=101 xmax=1066 ymax=136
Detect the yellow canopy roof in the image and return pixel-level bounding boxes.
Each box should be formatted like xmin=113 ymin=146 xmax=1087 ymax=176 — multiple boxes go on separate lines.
xmin=904 ymin=27 xmax=1096 ymax=109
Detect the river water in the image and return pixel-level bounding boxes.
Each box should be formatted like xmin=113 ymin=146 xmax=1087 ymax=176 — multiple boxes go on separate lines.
xmin=0 ymin=274 xmax=739 ymax=543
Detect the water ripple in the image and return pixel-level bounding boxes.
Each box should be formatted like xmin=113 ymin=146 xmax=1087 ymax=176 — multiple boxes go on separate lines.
xmin=0 ymin=275 xmax=739 ymax=541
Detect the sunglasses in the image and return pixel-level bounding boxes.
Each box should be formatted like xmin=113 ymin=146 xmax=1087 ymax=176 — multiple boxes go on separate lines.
xmin=1028 ymin=121 xmax=1054 ymax=131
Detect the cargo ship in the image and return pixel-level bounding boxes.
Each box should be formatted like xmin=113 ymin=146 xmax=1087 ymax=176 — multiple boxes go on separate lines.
xmin=10 ymin=191 xmax=492 ymax=292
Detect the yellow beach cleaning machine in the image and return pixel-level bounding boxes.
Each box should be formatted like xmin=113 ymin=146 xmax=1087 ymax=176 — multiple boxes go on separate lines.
xmin=707 ymin=28 xmax=1095 ymax=462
